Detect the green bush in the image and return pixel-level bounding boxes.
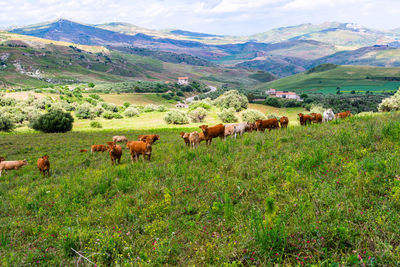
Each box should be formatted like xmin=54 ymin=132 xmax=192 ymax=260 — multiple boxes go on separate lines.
xmin=382 ymin=121 xmax=400 ymax=142
xmin=157 ymin=105 xmax=168 ymax=112
xmin=30 ymin=110 xmax=74 ymax=133
xmin=102 ymin=112 xmax=123 ymax=119
xmin=123 ymin=107 xmax=140 ymax=117
xmin=0 ymin=113 xmax=16 ymax=131
xmin=163 ymin=109 xmax=189 ymax=124
xmin=144 ymin=104 xmax=158 ymax=112
xmin=90 ymin=121 xmax=102 ymax=128
xmin=188 ymin=107 xmax=207 ymax=123
xmin=189 ymin=101 xmax=212 ymax=111
xmin=75 ymin=103 xmax=96 ymax=119
xmin=101 ymin=102 xmax=118 ymax=112
xmin=264 ymin=97 xmax=282 ymax=108
xmin=218 ymin=108 xmax=238 ymax=123
xmin=241 ymin=109 xmax=266 ymax=123
xmin=213 ymin=90 xmax=248 ymax=111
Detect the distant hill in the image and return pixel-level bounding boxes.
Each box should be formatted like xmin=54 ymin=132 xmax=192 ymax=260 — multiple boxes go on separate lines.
xmin=169 ymin=30 xmax=221 ymax=38
xmin=0 ymin=32 xmax=265 ymax=88
xmin=253 ymin=65 xmax=400 ymax=94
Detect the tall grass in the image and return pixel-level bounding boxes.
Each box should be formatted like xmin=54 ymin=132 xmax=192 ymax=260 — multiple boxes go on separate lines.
xmin=1 ymin=114 xmax=400 ymax=265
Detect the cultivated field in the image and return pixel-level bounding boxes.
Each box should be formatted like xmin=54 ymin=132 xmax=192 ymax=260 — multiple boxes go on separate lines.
xmin=1 ymin=113 xmax=400 ymax=265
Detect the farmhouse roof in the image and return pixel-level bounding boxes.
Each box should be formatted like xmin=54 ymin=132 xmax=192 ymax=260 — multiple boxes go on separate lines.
xmin=178 ymin=77 xmax=189 ymax=80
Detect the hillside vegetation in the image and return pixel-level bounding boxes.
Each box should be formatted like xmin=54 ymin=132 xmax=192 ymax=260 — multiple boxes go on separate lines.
xmin=1 ymin=113 xmax=400 ymax=265
xmin=256 ymin=65 xmax=400 ymax=94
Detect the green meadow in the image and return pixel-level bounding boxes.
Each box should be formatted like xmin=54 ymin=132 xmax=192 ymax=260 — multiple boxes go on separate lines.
xmin=1 ymin=113 xmax=400 ymax=265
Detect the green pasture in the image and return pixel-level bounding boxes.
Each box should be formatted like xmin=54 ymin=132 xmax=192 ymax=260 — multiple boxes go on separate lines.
xmin=1 ymin=113 xmax=400 ymax=265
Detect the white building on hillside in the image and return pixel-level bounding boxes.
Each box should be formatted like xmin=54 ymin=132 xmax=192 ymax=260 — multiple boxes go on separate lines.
xmin=178 ymin=77 xmax=189 ymax=85
xmin=266 ymin=88 xmax=302 ymax=101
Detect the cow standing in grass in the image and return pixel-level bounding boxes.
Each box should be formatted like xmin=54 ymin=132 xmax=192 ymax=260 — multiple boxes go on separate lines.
xmin=108 ymin=142 xmax=122 ymax=165
xmin=335 ymin=110 xmax=352 ymax=119
xmin=138 ymin=134 xmax=160 ymax=145
xmin=0 ymin=160 xmax=28 ymax=176
xmin=323 ymin=109 xmax=335 ymax=122
xmin=279 ymin=116 xmax=289 ymax=128
xmin=298 ymin=113 xmax=312 ymax=126
xmin=37 ymin=155 xmax=50 ymax=176
xmin=189 ymin=132 xmax=200 ymax=149
xmin=199 ymin=124 xmax=225 ymax=145
xmin=180 ymin=132 xmax=190 ymax=147
xmin=113 ymin=136 xmax=128 ymax=144
xmin=255 ymin=118 xmax=280 ymax=132
xmin=310 ymin=113 xmax=323 ymax=124
xmin=91 ymin=144 xmax=108 ymax=153
xmin=127 ymin=141 xmax=152 ymax=162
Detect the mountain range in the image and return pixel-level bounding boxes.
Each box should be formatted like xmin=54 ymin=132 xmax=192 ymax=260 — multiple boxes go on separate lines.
xmin=3 ymin=19 xmax=400 ymax=81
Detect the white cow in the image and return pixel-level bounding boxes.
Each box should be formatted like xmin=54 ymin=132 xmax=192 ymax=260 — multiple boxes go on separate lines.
xmin=225 ymin=122 xmax=250 ymax=139
xmin=323 ymin=109 xmax=335 ymax=122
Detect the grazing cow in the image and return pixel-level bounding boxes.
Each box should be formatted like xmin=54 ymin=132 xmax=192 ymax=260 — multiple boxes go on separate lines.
xmin=80 ymin=149 xmax=88 ymax=153
xmin=226 ymin=122 xmax=251 ymax=138
xmin=37 ymin=155 xmax=50 ymax=176
xmin=224 ymin=125 xmax=236 ymax=140
xmin=126 ymin=141 xmax=152 ymax=162
xmin=180 ymin=132 xmax=190 ymax=147
xmin=298 ymin=113 xmax=312 ymax=126
xmin=199 ymin=124 xmax=225 ymax=145
xmin=323 ymin=109 xmax=335 ymax=122
xmin=246 ymin=122 xmax=256 ymax=132
xmin=0 ymin=159 xmax=28 ymax=176
xmin=108 ymin=142 xmax=122 ymax=165
xmin=138 ymin=134 xmax=160 ymax=145
xmin=0 ymin=156 xmax=4 ymax=162
xmin=279 ymin=116 xmax=289 ymax=128
xmin=310 ymin=113 xmax=323 ymax=124
xmin=91 ymin=144 xmax=108 ymax=153
xmin=255 ymin=118 xmax=280 ymax=132
xmin=113 ymin=136 xmax=128 ymax=143
xmin=189 ymin=132 xmax=200 ymax=148
xmin=335 ymin=110 xmax=352 ymax=119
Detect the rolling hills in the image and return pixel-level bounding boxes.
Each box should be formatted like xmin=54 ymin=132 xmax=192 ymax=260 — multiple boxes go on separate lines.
xmin=254 ymin=65 xmax=400 ymax=94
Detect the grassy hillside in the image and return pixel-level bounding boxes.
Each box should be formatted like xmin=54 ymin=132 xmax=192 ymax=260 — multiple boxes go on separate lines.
xmin=1 ymin=113 xmax=400 ymax=265
xmin=255 ymin=65 xmax=400 ymax=94
xmin=0 ymin=35 xmax=262 ymax=88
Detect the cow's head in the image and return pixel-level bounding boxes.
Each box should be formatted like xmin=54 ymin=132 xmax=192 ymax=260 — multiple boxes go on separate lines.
xmin=42 ymin=155 xmax=49 ymax=160
xmin=153 ymin=135 xmax=160 ymax=142
xmin=0 ymin=156 xmax=4 ymax=162
xmin=199 ymin=125 xmax=208 ymax=135
xmin=22 ymin=160 xmax=28 ymax=165
xmin=298 ymin=113 xmax=304 ymax=118
xmin=107 ymin=141 xmax=114 ymax=146
xmin=255 ymin=120 xmax=262 ymax=127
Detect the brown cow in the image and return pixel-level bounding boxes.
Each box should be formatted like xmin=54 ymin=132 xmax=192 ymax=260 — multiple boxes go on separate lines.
xmin=335 ymin=110 xmax=352 ymax=119
xmin=224 ymin=125 xmax=236 ymax=140
xmin=199 ymin=124 xmax=225 ymax=145
xmin=126 ymin=141 xmax=152 ymax=162
xmin=310 ymin=113 xmax=323 ymax=124
xmin=298 ymin=113 xmax=312 ymax=126
xmin=255 ymin=118 xmax=280 ymax=132
xmin=279 ymin=116 xmax=289 ymax=128
xmin=37 ymin=155 xmax=50 ymax=176
xmin=91 ymin=144 xmax=108 ymax=153
xmin=79 ymin=149 xmax=88 ymax=153
xmin=245 ymin=122 xmax=256 ymax=132
xmin=138 ymin=134 xmax=160 ymax=145
xmin=180 ymin=132 xmax=190 ymax=147
xmin=0 ymin=156 xmax=5 ymax=162
xmin=0 ymin=160 xmax=28 ymax=176
xmin=108 ymin=142 xmax=122 ymax=165
xmin=189 ymin=132 xmax=200 ymax=149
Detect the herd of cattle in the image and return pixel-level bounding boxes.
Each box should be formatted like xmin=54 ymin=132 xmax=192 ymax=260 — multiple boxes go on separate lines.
xmin=0 ymin=109 xmax=351 ymax=177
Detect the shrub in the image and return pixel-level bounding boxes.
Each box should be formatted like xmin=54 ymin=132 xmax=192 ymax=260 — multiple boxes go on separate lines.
xmin=163 ymin=109 xmax=189 ymax=124
xmin=157 ymin=105 xmax=168 ymax=112
xmin=144 ymin=104 xmax=158 ymax=112
xmin=76 ymin=103 xmax=96 ymax=119
xmin=310 ymin=104 xmax=325 ymax=114
xmin=264 ymin=97 xmax=282 ymax=108
xmin=123 ymin=102 xmax=131 ymax=108
xmin=218 ymin=108 xmax=238 ymax=123
xmin=0 ymin=113 xmax=16 ymax=131
xmin=379 ymin=88 xmax=400 ymax=112
xmin=189 ymin=100 xmax=212 ymax=111
xmin=213 ymin=90 xmax=248 ymax=111
xmin=267 ymin=113 xmax=279 ymax=119
xmin=101 ymin=102 xmax=118 ymax=112
xmin=188 ymin=107 xmax=207 ymax=123
xmin=30 ymin=110 xmax=74 ymax=133
xmin=103 ymin=112 xmax=123 ymax=119
xmin=241 ymin=109 xmax=266 ymax=123
xmin=123 ymin=106 xmax=140 ymax=117
xmin=90 ymin=121 xmax=102 ymax=128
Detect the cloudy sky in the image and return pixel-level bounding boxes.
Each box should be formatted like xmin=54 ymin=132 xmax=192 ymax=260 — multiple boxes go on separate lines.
xmin=0 ymin=0 xmax=399 ymax=35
